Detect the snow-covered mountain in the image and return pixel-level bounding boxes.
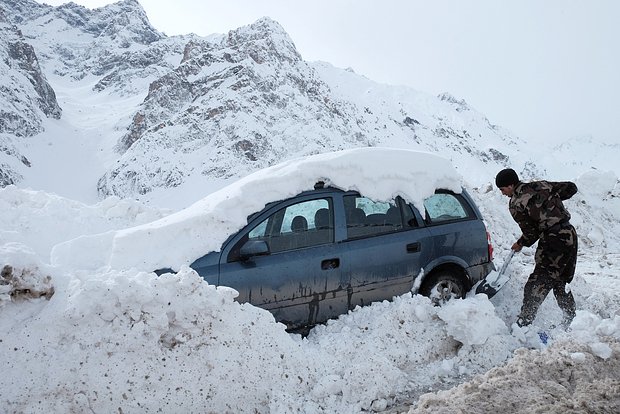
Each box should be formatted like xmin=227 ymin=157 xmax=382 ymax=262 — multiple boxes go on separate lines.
xmin=1 ymin=0 xmax=193 ymax=93
xmin=0 ymin=0 xmax=617 ymax=207
xmin=0 ymin=0 xmax=555 ymax=206
xmin=0 ymin=6 xmax=60 ymax=185
xmin=1 ymin=2 xmax=619 ymax=412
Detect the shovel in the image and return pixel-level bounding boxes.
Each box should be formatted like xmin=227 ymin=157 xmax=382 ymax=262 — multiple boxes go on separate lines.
xmin=476 ymin=250 xmax=515 ymax=298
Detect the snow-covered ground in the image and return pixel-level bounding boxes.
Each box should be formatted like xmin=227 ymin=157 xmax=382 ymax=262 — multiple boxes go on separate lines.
xmin=1 ymin=147 xmax=619 ymax=413
xmin=2 ymin=6 xmax=619 ymax=410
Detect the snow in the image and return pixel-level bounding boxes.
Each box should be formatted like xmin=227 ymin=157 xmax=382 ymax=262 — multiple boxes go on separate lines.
xmin=2 ymin=148 xmax=619 ymax=413
xmin=2 ymin=2 xmax=619 ymax=411
xmin=411 ymin=339 xmax=620 ymax=413
xmin=51 ymin=147 xmax=462 ymax=272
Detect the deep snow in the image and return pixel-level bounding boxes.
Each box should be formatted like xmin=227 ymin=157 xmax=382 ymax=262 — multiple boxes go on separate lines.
xmin=50 ymin=148 xmax=462 ymax=273
xmin=1 ymin=2 xmax=619 ymax=411
xmin=1 ymin=149 xmax=619 ymax=413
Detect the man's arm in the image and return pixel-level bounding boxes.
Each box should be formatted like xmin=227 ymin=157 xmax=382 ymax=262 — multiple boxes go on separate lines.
xmin=512 ymin=210 xmax=539 ymax=248
xmin=552 ymin=181 xmax=578 ymax=200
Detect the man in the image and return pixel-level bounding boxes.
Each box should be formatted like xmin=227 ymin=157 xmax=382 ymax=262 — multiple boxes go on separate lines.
xmin=495 ymin=168 xmax=578 ymax=328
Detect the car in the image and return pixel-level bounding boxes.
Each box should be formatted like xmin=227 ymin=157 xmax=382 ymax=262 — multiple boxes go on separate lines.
xmin=175 ymin=181 xmax=494 ymax=330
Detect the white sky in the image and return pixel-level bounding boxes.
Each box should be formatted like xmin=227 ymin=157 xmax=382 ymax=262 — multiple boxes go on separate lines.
xmin=37 ymin=0 xmax=620 ymax=144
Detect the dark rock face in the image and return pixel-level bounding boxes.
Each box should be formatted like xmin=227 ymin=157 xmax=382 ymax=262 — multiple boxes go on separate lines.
xmin=0 ymin=140 xmax=29 ymax=186
xmin=0 ymin=164 xmax=20 ymax=186
xmin=117 ymin=17 xmax=309 ymax=153
xmin=0 ymin=6 xmax=61 ymax=187
xmin=58 ymin=0 xmax=161 ymax=44
xmin=0 ymin=9 xmax=61 ymax=137
xmin=7 ymin=38 xmax=61 ymax=120
xmin=0 ymin=0 xmax=50 ymax=24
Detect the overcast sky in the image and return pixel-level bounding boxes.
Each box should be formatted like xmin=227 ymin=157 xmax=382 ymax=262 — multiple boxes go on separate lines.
xmin=38 ymin=0 xmax=619 ymax=145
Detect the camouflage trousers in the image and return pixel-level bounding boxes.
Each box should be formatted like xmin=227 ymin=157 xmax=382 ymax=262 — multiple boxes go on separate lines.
xmin=517 ymin=223 xmax=577 ymax=327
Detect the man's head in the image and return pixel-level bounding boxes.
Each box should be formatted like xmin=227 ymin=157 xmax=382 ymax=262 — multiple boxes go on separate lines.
xmin=495 ymin=168 xmax=519 ymax=197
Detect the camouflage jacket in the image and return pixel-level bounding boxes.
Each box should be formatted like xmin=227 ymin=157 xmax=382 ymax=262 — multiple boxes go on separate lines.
xmin=509 ymin=180 xmax=577 ymax=247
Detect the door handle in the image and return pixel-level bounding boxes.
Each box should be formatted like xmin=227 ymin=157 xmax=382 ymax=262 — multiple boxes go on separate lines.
xmin=406 ymin=242 xmax=421 ymax=253
xmin=321 ymin=258 xmax=340 ymax=270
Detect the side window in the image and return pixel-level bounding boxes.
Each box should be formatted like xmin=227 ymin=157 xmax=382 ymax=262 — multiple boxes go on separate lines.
xmin=344 ymin=195 xmax=403 ymax=239
xmin=248 ymin=220 xmax=268 ymax=239
xmin=236 ymin=197 xmax=334 ymax=258
xmin=402 ymin=202 xmax=419 ymax=227
xmin=423 ymin=193 xmax=472 ymax=224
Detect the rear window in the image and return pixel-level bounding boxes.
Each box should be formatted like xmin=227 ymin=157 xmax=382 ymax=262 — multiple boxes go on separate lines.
xmin=423 ymin=193 xmax=474 ymax=224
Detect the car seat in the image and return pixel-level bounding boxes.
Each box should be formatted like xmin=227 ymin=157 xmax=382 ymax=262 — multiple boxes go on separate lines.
xmin=291 ymin=215 xmax=308 ymax=232
xmin=314 ymin=208 xmax=330 ymax=229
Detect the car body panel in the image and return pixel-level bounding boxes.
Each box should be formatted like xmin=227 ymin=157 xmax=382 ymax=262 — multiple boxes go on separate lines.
xmin=341 ymin=228 xmax=431 ymax=308
xmin=214 ymin=190 xmax=348 ymax=328
xmin=219 ymin=242 xmax=348 ymax=327
xmin=424 ymin=220 xmax=490 ymax=283
xmin=189 ymin=252 xmax=219 ymax=285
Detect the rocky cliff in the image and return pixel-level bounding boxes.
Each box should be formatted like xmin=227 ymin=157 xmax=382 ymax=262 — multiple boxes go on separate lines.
xmin=0 ymin=6 xmax=61 ymax=185
xmin=1 ymin=0 xmax=547 ymax=201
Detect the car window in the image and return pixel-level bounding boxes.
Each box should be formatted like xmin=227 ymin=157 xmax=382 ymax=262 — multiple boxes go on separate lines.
xmin=423 ymin=193 xmax=472 ymax=223
xmin=402 ymin=202 xmax=419 ymax=227
xmin=344 ymin=195 xmax=403 ymax=239
xmin=247 ymin=197 xmax=334 ymax=254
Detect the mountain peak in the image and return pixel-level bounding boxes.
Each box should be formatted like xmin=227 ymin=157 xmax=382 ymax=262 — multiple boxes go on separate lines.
xmin=55 ymin=0 xmax=162 ymax=45
xmin=225 ymin=16 xmax=301 ymax=63
xmin=438 ymin=92 xmax=470 ymax=111
xmin=0 ymin=0 xmax=50 ymax=24
xmin=1 ymin=7 xmax=535 ymax=202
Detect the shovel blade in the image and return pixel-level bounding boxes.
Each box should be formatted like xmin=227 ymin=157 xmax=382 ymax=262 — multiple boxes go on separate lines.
xmin=476 ymin=279 xmax=499 ymax=298
xmin=476 ymin=250 xmax=515 ymax=298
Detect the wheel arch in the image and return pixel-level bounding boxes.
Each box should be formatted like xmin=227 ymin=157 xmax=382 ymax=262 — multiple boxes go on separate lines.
xmin=422 ymin=260 xmax=472 ymax=291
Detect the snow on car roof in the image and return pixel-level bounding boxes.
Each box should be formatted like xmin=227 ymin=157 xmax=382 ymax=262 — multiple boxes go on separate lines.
xmin=51 ymin=147 xmax=462 ymax=271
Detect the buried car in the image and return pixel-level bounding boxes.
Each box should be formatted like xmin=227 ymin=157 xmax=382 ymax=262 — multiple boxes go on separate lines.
xmin=183 ymin=183 xmax=494 ymax=329
xmin=52 ymin=147 xmax=494 ymax=330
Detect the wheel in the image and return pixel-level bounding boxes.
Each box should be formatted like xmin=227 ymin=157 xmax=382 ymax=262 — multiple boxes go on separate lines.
xmin=420 ymin=270 xmax=467 ymax=306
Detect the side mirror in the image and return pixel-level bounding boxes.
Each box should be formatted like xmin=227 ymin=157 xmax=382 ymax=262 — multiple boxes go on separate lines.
xmin=239 ymin=240 xmax=270 ymax=260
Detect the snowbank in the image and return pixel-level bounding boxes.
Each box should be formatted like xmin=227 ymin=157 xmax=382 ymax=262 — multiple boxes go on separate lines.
xmin=1 ymin=152 xmax=619 ymax=413
xmin=2 ymin=245 xmax=618 ymax=413
xmin=50 ymin=147 xmax=462 ymax=272
xmin=0 ymin=185 xmax=165 ymax=259
xmin=412 ymin=338 xmax=620 ymax=413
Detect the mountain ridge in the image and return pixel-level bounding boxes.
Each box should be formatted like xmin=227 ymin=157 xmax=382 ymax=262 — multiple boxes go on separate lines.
xmin=0 ymin=0 xmax=615 ymax=207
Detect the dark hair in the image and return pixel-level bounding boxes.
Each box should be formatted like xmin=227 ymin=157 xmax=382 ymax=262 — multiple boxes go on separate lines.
xmin=495 ymin=168 xmax=519 ymax=188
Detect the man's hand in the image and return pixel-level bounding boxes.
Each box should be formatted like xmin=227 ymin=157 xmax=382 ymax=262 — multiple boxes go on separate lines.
xmin=511 ymin=241 xmax=523 ymax=252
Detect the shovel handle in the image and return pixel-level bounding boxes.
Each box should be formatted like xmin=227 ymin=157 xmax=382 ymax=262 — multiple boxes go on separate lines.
xmin=498 ymin=250 xmax=515 ymax=276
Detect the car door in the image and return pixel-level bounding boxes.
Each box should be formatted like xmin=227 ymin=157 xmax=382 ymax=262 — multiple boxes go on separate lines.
xmin=422 ymin=190 xmax=489 ymax=267
xmin=217 ymin=193 xmax=349 ymax=328
xmin=340 ymin=194 xmax=433 ymax=309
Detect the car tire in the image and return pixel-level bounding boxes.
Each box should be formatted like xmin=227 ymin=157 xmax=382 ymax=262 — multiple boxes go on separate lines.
xmin=420 ymin=270 xmax=466 ymax=306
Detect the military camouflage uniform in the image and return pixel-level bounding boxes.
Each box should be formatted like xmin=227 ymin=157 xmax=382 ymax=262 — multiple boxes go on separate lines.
xmin=509 ymin=180 xmax=578 ymax=327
